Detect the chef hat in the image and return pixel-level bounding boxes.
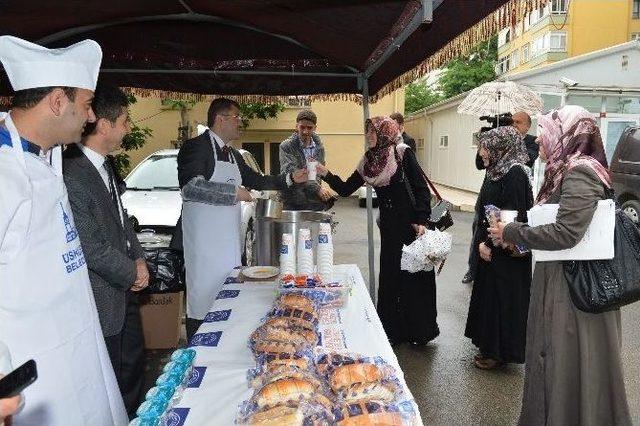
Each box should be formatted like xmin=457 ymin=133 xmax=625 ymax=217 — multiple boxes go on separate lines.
xmin=0 ymin=36 xmax=102 ymax=91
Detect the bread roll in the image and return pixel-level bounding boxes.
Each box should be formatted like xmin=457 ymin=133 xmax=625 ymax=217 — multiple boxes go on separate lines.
xmin=253 ymin=340 xmax=299 ymax=355
xmin=256 ymin=378 xmax=316 ymax=408
xmin=277 ymin=294 xmax=316 ymax=311
xmin=250 ymin=365 xmax=324 ymax=390
xmin=252 ymin=324 xmax=318 ymax=347
xmin=269 ymin=307 xmax=318 ymax=329
xmin=265 ymin=316 xmax=315 ymax=332
xmin=335 ymin=401 xmax=404 ymax=426
xmin=329 ymin=363 xmax=383 ymax=392
xmin=263 ymin=353 xmax=310 ymax=371
xmin=337 ymin=382 xmax=396 ymax=403
xmin=248 ymin=405 xmax=304 ymax=426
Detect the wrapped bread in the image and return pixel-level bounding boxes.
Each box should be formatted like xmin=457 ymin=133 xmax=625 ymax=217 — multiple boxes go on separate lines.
xmin=250 ymin=364 xmax=324 ymax=391
xmin=268 ymin=307 xmax=318 ymax=329
xmin=337 ymin=382 xmax=396 ymax=403
xmin=276 ymin=294 xmax=316 ymax=312
xmin=253 ymin=340 xmax=299 ymax=355
xmin=247 ymin=405 xmax=304 ymax=426
xmin=262 ymin=352 xmax=311 ymax=371
xmin=265 ymin=316 xmax=316 ymax=333
xmin=255 ymin=378 xmax=316 ymax=408
xmin=251 ymin=324 xmax=318 ymax=347
xmin=334 ymin=401 xmax=404 ymax=426
xmin=330 ymin=363 xmax=383 ymax=392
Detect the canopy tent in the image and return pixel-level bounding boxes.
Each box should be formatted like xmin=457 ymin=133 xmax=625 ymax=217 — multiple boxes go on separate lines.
xmin=0 ymin=0 xmax=550 ymax=300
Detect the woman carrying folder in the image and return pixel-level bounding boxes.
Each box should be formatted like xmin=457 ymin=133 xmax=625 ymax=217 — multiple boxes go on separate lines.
xmin=489 ymin=106 xmax=631 ymax=426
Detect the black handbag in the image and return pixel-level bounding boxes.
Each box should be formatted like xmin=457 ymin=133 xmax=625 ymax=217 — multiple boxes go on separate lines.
xmin=399 ymin=150 xmax=454 ymax=231
xmin=563 ymin=208 xmax=640 ymax=313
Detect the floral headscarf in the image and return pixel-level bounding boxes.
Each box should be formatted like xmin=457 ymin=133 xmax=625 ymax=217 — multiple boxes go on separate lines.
xmin=476 ymin=126 xmax=530 ymax=181
xmin=356 ymin=116 xmax=402 ymax=186
xmin=536 ymin=105 xmax=611 ymax=204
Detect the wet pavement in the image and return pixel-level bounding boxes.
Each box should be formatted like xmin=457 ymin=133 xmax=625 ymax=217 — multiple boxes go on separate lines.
xmin=144 ymin=197 xmax=640 ymax=425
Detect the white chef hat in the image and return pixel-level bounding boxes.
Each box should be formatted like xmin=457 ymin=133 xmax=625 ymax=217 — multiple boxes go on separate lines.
xmin=0 ymin=36 xmax=102 ymax=91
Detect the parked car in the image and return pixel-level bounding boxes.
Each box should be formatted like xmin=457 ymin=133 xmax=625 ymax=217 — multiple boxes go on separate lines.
xmin=121 ymin=148 xmax=265 ymax=265
xmin=610 ymin=125 xmax=640 ymax=224
xmin=357 ymin=186 xmax=378 ymax=208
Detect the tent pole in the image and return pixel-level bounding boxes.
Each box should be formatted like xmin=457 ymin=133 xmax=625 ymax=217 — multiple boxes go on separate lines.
xmin=361 ymin=78 xmax=376 ymax=303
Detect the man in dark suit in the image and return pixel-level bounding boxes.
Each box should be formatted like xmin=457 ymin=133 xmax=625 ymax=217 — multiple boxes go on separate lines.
xmin=172 ymin=98 xmax=307 ymax=340
xmin=63 ymin=85 xmax=149 ymax=415
xmin=512 ymin=111 xmax=539 ymax=167
xmin=391 ymin=112 xmax=417 ymax=152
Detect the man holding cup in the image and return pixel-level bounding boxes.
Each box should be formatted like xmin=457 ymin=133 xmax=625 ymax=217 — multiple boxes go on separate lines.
xmin=279 ymin=110 xmax=334 ymax=210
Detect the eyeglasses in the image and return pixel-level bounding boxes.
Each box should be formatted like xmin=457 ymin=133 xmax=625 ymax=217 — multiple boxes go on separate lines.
xmin=220 ymin=114 xmax=243 ymax=121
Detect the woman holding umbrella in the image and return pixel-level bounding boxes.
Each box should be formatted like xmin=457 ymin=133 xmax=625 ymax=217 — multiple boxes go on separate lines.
xmin=316 ymin=116 xmax=439 ymax=346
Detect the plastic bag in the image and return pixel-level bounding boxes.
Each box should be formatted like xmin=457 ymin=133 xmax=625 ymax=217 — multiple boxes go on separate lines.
xmin=401 ymin=229 xmax=452 ymax=273
xmin=142 ymin=247 xmax=185 ymax=293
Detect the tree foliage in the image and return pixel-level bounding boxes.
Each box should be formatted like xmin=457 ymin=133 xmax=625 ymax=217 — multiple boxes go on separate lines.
xmin=405 ymin=81 xmax=443 ymax=114
xmin=438 ymin=36 xmax=498 ymax=99
xmin=113 ymin=94 xmax=153 ymax=176
xmin=239 ymin=102 xmax=286 ymax=128
xmin=403 ymin=36 xmax=498 ymax=114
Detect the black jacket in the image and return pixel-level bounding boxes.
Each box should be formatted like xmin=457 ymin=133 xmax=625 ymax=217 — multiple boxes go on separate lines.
xmin=171 ymin=132 xmax=288 ymax=250
xmin=402 ymin=132 xmax=416 ymax=152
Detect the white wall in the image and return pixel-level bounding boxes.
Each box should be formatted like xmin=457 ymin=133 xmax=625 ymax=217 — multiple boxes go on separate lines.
xmin=424 ymin=104 xmax=485 ymax=193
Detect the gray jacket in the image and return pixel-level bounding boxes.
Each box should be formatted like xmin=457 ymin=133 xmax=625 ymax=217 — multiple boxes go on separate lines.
xmin=279 ymin=133 xmax=326 ymax=210
xmin=63 ymin=144 xmax=145 ymax=337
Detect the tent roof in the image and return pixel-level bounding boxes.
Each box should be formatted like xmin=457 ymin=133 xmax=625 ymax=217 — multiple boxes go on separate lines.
xmin=0 ymin=0 xmax=545 ymax=101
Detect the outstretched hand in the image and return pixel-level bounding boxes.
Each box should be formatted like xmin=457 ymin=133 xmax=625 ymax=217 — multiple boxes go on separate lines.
xmin=292 ymin=169 xmax=308 ymax=183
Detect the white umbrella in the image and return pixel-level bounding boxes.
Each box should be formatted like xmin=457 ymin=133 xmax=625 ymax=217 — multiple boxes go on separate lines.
xmin=457 ymin=81 xmax=544 ymax=117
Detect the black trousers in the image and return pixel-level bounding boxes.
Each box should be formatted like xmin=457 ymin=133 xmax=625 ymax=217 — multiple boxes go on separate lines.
xmin=186 ymin=317 xmax=203 ymax=342
xmin=105 ymin=294 xmax=145 ymax=416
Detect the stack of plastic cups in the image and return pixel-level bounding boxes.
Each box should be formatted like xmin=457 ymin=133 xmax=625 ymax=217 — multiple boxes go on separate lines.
xmin=297 ymin=228 xmax=314 ymax=276
xmin=129 ymin=348 xmax=196 ymax=426
xmin=316 ymin=223 xmax=333 ymax=283
xmin=279 ymin=233 xmax=296 ymax=276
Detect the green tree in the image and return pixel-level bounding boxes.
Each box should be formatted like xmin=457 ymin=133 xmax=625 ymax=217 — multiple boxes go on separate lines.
xmin=113 ymin=94 xmax=153 ymax=176
xmin=438 ymin=36 xmax=498 ymax=99
xmin=239 ymin=102 xmax=286 ymax=128
xmin=405 ymin=81 xmax=443 ymax=114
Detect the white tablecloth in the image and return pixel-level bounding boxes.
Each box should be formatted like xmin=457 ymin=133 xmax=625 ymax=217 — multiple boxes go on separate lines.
xmin=163 ymin=264 xmax=423 ymax=426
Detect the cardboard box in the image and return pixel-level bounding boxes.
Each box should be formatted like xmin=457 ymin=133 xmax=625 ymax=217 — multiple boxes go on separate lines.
xmin=139 ymin=292 xmax=184 ymax=349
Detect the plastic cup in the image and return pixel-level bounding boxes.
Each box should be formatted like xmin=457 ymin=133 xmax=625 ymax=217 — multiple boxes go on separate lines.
xmin=307 ymin=160 xmax=318 ymax=180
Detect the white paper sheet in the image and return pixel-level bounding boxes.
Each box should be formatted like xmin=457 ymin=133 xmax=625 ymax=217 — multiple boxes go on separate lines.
xmin=527 ymin=199 xmax=615 ymax=261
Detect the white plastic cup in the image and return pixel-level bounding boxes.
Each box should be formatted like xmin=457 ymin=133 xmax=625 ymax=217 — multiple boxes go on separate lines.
xmin=500 ymin=210 xmax=518 ymax=224
xmin=307 ymin=160 xmax=318 ymax=181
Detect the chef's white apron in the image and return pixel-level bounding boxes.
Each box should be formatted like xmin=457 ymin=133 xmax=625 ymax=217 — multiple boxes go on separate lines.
xmin=182 ymin=132 xmax=242 ymax=320
xmin=0 ymin=112 xmax=127 ymax=425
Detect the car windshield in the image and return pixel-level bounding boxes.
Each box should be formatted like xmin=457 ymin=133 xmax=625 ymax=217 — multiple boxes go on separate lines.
xmin=125 ymin=155 xmax=179 ymax=190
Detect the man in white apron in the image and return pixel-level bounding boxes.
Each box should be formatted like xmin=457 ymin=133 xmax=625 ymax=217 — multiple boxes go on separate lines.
xmin=0 ymin=36 xmax=128 ymax=425
xmin=172 ymin=98 xmax=307 ymax=340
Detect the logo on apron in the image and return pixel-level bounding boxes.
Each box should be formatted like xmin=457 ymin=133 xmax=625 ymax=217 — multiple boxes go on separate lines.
xmin=60 ymin=202 xmax=78 ymax=242
xmin=165 ymin=407 xmax=190 ymax=426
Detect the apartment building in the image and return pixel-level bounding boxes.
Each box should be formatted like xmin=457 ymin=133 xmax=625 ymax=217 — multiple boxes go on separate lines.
xmin=496 ymin=0 xmax=640 ymax=76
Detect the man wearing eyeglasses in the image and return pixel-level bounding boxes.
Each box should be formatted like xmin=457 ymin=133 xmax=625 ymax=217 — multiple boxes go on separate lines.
xmin=172 ymin=98 xmax=307 ymax=339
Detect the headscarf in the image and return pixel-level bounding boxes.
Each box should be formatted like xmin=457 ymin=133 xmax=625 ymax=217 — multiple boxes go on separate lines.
xmin=356 ymin=116 xmax=402 ymax=186
xmin=476 ymin=126 xmax=530 ymax=181
xmin=536 ymin=105 xmax=611 ymax=204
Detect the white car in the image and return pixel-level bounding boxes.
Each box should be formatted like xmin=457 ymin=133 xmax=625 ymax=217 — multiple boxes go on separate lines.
xmin=121 ymin=148 xmax=263 ymax=265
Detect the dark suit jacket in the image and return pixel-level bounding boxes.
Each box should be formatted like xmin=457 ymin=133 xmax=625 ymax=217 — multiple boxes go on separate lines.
xmin=63 ymin=143 xmax=144 ymax=337
xmin=171 ymin=132 xmax=288 ymax=251
xmin=402 ymin=132 xmax=416 ymax=152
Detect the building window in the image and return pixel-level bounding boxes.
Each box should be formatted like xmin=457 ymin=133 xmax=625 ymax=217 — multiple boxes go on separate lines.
xmin=524 ymin=13 xmax=531 ymax=31
xmin=511 ymin=50 xmax=520 ymax=68
xmin=287 ymin=96 xmax=310 ymax=107
xmin=551 ymin=0 xmax=568 ymax=13
xmin=522 ymin=43 xmax=530 ymax=63
xmin=439 ymin=135 xmax=449 ymax=149
xmin=417 ymin=138 xmax=425 ymax=149
xmin=549 ymin=32 xmax=567 ymax=52
xmin=495 ymin=56 xmax=511 ymax=75
xmin=632 ymin=33 xmax=640 ymax=41
xmin=634 ymin=0 xmax=640 ymax=19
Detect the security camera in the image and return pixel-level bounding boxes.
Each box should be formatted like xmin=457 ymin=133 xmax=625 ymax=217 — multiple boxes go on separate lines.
xmin=559 ymin=77 xmax=578 ymax=87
